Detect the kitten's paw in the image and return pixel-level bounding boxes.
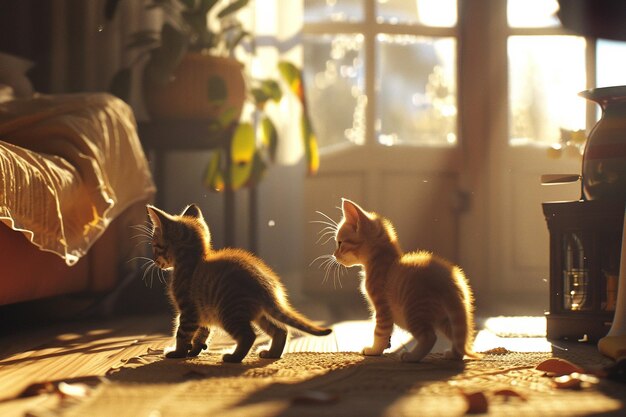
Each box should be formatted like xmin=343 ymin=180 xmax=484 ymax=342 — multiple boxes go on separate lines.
xmin=259 ymin=350 xmax=282 ymax=359
xmin=362 ymin=347 xmax=382 ymax=356
xmin=222 ymin=353 xmax=244 ymax=363
xmin=187 ymin=343 xmax=208 ymax=357
xmin=165 ymin=349 xmax=188 ymax=359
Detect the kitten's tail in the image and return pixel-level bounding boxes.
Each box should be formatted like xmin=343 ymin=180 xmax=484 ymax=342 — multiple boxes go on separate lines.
xmin=265 ymin=303 xmax=332 ymax=336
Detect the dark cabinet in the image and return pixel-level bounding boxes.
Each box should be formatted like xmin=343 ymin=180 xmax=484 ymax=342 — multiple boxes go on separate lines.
xmin=543 ymin=200 xmax=624 ymax=341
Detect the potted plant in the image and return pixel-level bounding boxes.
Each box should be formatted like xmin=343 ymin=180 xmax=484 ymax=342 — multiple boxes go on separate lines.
xmin=110 ymin=0 xmax=251 ymax=121
xmin=107 ymin=0 xmax=319 ymax=190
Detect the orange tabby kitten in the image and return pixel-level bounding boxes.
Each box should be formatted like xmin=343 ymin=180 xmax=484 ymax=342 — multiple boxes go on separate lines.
xmin=147 ymin=204 xmax=331 ymax=363
xmin=332 ymin=199 xmax=478 ymax=362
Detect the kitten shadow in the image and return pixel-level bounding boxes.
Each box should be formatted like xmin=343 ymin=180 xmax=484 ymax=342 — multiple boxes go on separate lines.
xmin=106 ymin=351 xmax=281 ymax=384
xmin=232 ymin=354 xmax=467 ymax=417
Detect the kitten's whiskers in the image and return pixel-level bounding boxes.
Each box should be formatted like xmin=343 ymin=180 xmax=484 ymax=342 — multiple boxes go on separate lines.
xmin=309 ymin=211 xmax=345 ymax=289
xmin=144 ymin=262 xmax=159 ymax=288
xmin=130 ymin=224 xmax=153 ymax=235
xmin=312 ymin=211 xmax=340 ymax=246
xmin=315 ymin=210 xmax=338 ymax=226
xmin=310 ymin=254 xmax=345 ymax=289
xmin=130 ymin=224 xmax=154 ymax=248
xmin=315 ymin=226 xmax=337 ymax=245
xmin=309 ymin=219 xmax=338 ymax=229
xmin=129 ymin=256 xmax=168 ymax=288
xmin=308 ymin=254 xmax=331 ymax=267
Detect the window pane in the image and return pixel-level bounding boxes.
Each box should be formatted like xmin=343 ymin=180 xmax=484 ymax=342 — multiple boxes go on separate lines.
xmin=304 ymin=0 xmax=363 ymax=23
xmin=376 ymin=35 xmax=457 ymax=146
xmin=508 ymin=0 xmax=560 ymax=28
xmin=303 ymin=34 xmax=366 ymax=148
xmin=377 ymin=0 xmax=457 ymax=27
xmin=597 ymin=39 xmax=626 ymax=88
xmin=508 ymin=36 xmax=586 ymax=146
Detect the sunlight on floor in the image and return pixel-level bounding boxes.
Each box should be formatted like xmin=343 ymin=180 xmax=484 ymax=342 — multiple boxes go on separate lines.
xmin=294 ymin=317 xmax=556 ymax=354
xmin=214 ymin=316 xmax=557 ymax=356
xmin=328 ymin=317 xmax=556 ymax=354
xmin=483 ymin=316 xmax=547 ymax=337
xmin=474 ymin=316 xmax=553 ymax=353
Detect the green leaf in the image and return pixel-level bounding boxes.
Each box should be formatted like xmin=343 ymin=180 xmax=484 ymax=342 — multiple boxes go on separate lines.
xmin=245 ymin=151 xmax=268 ymax=188
xmin=278 ymin=60 xmax=319 ymax=175
xmin=261 ymin=79 xmax=282 ymax=101
xmin=251 ymin=80 xmax=282 ymax=109
xmin=259 ymin=116 xmax=278 ymax=162
xmin=230 ymin=158 xmax=253 ymax=190
xmin=231 ymin=122 xmax=256 ymax=164
xmin=217 ymin=106 xmax=239 ymax=129
xmin=251 ymin=87 xmax=271 ymax=106
xmin=301 ymin=113 xmax=319 ymax=175
xmin=109 ymin=68 xmax=132 ymax=102
xmin=217 ymin=0 xmax=249 ymax=18
xmin=202 ymin=145 xmax=256 ymax=192
xmin=207 ymin=75 xmax=228 ymax=104
xmin=203 ymin=150 xmax=225 ymax=192
xmin=278 ymin=61 xmax=301 ymax=93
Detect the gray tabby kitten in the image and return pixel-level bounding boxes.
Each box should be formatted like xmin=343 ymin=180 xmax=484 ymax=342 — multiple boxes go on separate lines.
xmin=147 ymin=204 xmax=331 ymax=363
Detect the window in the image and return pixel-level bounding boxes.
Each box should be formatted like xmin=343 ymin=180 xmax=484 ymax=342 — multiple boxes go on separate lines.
xmin=303 ymin=0 xmax=626 ymax=152
xmin=597 ymin=39 xmax=626 ymax=88
xmin=507 ymin=0 xmax=587 ymax=146
xmin=303 ymin=0 xmax=458 ymax=149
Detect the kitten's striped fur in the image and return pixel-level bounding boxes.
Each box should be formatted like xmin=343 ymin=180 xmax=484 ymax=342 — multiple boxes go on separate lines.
xmin=332 ymin=199 xmax=478 ymax=362
xmin=147 ymin=204 xmax=331 ymax=363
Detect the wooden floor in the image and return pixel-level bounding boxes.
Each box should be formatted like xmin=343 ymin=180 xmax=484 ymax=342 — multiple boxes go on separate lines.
xmin=0 ymin=313 xmax=614 ymax=417
xmin=0 ymin=314 xmax=171 ymax=417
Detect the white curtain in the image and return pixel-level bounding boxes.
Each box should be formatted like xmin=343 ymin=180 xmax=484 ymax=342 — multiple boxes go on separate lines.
xmin=45 ymin=0 xmax=145 ymax=95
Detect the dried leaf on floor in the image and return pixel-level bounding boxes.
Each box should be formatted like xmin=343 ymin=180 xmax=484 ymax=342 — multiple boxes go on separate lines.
xmin=535 ymin=358 xmax=585 ymax=376
xmin=493 ymin=388 xmax=527 ymax=401
xmin=17 ymin=382 xmax=55 ymax=398
xmin=552 ymin=372 xmax=600 ymax=390
xmin=460 ymin=390 xmax=488 ymax=414
xmin=16 ymin=376 xmax=102 ymax=400
xmin=481 ymin=347 xmax=510 ymax=355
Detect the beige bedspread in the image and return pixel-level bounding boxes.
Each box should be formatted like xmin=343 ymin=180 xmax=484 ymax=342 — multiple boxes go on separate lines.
xmin=0 ymin=93 xmax=155 ymax=265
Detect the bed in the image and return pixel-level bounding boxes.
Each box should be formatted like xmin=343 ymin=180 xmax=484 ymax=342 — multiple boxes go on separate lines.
xmin=0 ymin=91 xmax=155 ymax=306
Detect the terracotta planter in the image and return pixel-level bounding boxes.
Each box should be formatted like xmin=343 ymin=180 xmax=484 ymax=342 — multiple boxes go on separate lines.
xmin=143 ymin=53 xmax=246 ymax=121
xmin=579 ymin=85 xmax=626 ymax=201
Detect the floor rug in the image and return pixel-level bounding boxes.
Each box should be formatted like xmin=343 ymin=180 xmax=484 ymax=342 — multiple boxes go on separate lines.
xmin=41 ymin=345 xmax=625 ymax=417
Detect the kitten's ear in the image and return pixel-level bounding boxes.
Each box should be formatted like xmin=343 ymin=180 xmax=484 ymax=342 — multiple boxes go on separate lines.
xmin=341 ymin=198 xmax=368 ymax=230
xmin=182 ymin=203 xmax=203 ymax=219
xmin=146 ymin=205 xmax=168 ymax=229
